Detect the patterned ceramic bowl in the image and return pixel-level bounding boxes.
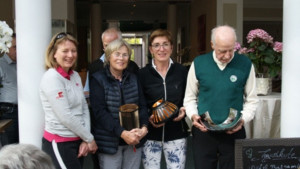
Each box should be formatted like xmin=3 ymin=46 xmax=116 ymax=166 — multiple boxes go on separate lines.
xmin=152 ymin=99 xmax=178 ymax=124
xmin=200 ymin=108 xmax=242 ymax=131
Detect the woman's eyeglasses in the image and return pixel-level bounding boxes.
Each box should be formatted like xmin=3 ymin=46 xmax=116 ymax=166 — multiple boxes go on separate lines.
xmin=50 ymin=32 xmax=71 ymax=51
xmin=112 ymin=52 xmax=129 ymax=58
xmin=53 ymin=32 xmax=68 ymax=45
xmin=151 ymin=43 xmax=171 ymax=50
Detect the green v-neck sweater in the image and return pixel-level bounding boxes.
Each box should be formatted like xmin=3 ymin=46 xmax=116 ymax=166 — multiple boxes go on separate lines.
xmin=194 ymin=52 xmax=252 ymax=124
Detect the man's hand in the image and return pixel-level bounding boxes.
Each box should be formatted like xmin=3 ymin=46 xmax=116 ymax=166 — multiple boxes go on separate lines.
xmin=191 ymin=114 xmax=208 ymax=132
xmin=173 ymin=107 xmax=186 ymax=122
xmin=226 ymin=119 xmax=244 ymax=134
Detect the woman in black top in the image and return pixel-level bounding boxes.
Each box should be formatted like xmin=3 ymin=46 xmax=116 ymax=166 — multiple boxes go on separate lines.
xmin=138 ymin=29 xmax=189 ymax=169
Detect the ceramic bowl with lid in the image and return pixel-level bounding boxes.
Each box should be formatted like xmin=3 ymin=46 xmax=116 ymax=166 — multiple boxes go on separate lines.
xmin=152 ymin=99 xmax=178 ymax=124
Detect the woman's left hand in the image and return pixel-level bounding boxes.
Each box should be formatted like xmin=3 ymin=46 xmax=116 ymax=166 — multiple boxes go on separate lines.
xmin=131 ymin=126 xmax=148 ymax=140
xmin=173 ymin=107 xmax=186 ymax=122
xmin=77 ymin=142 xmax=89 ymax=158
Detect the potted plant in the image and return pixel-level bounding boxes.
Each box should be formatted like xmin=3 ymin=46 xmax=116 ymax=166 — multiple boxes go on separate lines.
xmin=0 ymin=20 xmax=13 ymax=93
xmin=0 ymin=20 xmax=13 ymax=54
xmin=235 ymin=29 xmax=282 ymax=95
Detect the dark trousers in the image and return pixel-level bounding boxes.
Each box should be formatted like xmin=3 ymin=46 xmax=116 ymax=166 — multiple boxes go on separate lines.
xmin=0 ymin=103 xmax=19 ymax=145
xmin=89 ymin=106 xmax=100 ymax=169
xmin=192 ymin=126 xmax=246 ymax=169
xmin=42 ymin=138 xmax=84 ymax=169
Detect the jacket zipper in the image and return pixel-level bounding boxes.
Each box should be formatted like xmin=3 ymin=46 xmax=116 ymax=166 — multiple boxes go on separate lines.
xmin=154 ymin=66 xmax=168 ymax=143
xmin=162 ymin=80 xmax=166 ymax=142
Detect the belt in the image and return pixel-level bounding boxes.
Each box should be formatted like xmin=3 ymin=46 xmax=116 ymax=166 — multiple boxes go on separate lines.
xmin=0 ymin=102 xmax=18 ymax=108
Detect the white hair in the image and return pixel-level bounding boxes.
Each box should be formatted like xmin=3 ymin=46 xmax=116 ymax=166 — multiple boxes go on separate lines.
xmin=211 ymin=25 xmax=237 ymax=46
xmin=101 ymin=27 xmax=122 ymax=40
xmin=0 ymin=144 xmax=55 ymax=169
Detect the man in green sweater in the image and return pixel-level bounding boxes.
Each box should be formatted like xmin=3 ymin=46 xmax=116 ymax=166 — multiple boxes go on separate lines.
xmin=184 ymin=25 xmax=258 ymax=169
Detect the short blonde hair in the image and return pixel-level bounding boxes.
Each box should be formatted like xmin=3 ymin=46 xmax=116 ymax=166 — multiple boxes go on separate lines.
xmin=45 ymin=32 xmax=78 ymax=70
xmin=104 ymin=39 xmax=132 ymax=66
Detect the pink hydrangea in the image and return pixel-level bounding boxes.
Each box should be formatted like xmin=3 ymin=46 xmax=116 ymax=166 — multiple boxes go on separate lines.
xmin=273 ymin=41 xmax=282 ymax=52
xmin=234 ymin=42 xmax=241 ymax=51
xmin=246 ymin=29 xmax=273 ymax=44
xmin=238 ymin=47 xmax=248 ymax=54
xmin=238 ymin=47 xmax=254 ymax=55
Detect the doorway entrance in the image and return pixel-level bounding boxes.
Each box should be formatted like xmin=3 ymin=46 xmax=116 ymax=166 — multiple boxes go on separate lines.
xmin=123 ymin=32 xmax=150 ymax=68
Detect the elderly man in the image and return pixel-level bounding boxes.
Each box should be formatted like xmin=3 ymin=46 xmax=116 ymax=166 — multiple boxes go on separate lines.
xmin=184 ymin=25 xmax=258 ymax=169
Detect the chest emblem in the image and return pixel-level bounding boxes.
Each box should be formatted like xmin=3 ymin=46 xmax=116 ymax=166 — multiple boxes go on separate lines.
xmin=230 ymin=75 xmax=237 ymax=82
xmin=56 ymin=91 xmax=64 ymax=99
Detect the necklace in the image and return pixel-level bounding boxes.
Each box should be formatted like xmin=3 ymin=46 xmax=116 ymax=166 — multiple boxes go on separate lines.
xmin=110 ymin=69 xmax=122 ymax=80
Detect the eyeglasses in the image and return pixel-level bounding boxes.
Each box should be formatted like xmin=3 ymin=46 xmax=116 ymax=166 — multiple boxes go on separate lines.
xmin=112 ymin=52 xmax=129 ymax=58
xmin=50 ymin=32 xmax=71 ymax=52
xmin=151 ymin=43 xmax=171 ymax=50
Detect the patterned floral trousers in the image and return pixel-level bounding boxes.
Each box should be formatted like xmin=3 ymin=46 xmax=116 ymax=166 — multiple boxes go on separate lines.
xmin=142 ymin=138 xmax=187 ymax=169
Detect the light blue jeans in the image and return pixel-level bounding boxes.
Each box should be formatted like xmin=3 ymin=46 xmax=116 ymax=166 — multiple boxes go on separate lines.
xmin=98 ymin=145 xmax=142 ymax=169
xmin=142 ymin=138 xmax=187 ymax=169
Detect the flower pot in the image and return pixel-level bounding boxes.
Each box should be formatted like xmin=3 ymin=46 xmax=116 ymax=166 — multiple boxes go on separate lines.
xmin=256 ymin=77 xmax=272 ymax=95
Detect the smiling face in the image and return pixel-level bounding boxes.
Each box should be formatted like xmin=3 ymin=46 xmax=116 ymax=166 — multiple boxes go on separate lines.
xmin=54 ymin=40 xmax=77 ymax=72
xmin=109 ymin=45 xmax=130 ymax=74
xmin=149 ymin=36 xmax=173 ymax=63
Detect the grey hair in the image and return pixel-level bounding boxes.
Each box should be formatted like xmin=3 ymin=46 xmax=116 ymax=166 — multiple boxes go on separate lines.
xmin=211 ymin=25 xmax=237 ymax=46
xmin=104 ymin=39 xmax=132 ymax=66
xmin=0 ymin=144 xmax=55 ymax=169
xmin=101 ymin=27 xmax=122 ymax=41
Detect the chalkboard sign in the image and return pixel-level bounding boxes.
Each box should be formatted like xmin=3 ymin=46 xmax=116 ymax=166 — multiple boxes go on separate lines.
xmin=235 ymin=138 xmax=300 ymax=169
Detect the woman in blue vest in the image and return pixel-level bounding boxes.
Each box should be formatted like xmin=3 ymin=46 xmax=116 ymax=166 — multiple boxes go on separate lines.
xmin=138 ymin=29 xmax=189 ymax=169
xmin=89 ymin=39 xmax=148 ymax=169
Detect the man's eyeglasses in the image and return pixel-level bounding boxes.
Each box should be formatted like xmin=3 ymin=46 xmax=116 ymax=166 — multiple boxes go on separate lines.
xmin=151 ymin=43 xmax=171 ymax=50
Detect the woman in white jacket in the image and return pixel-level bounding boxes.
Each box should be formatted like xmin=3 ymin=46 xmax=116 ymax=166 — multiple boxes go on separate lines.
xmin=40 ymin=32 xmax=97 ymax=169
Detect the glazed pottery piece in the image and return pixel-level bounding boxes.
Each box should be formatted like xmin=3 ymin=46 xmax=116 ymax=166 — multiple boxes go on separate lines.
xmin=152 ymin=99 xmax=178 ymax=124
